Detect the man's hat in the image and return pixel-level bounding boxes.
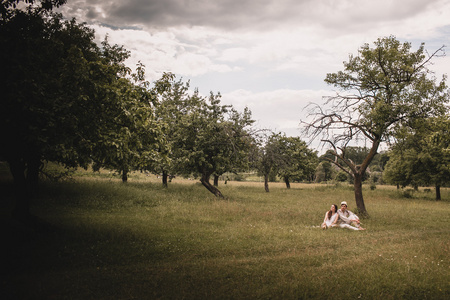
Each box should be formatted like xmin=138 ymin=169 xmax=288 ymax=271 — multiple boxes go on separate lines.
xmin=341 ymin=201 xmax=348 ymax=206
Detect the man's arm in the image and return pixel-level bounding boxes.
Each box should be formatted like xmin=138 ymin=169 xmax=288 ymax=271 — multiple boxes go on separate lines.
xmin=347 ymin=210 xmax=360 ymax=223
xmin=338 ymin=210 xmax=351 ymax=223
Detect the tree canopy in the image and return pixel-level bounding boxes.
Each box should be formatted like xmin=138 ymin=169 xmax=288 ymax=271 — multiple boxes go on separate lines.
xmin=253 ymin=133 xmax=287 ymax=192
xmin=147 ymin=74 xmax=190 ymax=187
xmin=0 ymin=1 xmax=163 ymax=218
xmin=304 ymin=36 xmax=449 ymax=215
xmin=170 ymin=88 xmax=255 ymax=197
xmin=384 ymin=116 xmax=450 ymax=199
xmin=257 ymin=133 xmax=318 ymax=190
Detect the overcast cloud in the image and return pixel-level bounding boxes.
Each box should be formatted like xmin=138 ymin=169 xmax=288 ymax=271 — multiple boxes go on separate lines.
xmin=57 ymin=0 xmax=450 ymax=147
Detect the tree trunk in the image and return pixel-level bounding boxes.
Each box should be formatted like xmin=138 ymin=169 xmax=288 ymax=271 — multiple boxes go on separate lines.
xmin=9 ymin=158 xmax=30 ymax=220
xmin=353 ymin=174 xmax=368 ymax=217
xmin=200 ymin=172 xmax=224 ymax=198
xmin=436 ymin=184 xmax=441 ymax=201
xmin=284 ymin=176 xmax=290 ymax=189
xmin=27 ymin=155 xmax=41 ymax=198
xmin=162 ymin=170 xmax=168 ymax=188
xmin=264 ymin=174 xmax=269 ymax=192
xmin=122 ymin=168 xmax=128 ymax=182
xmin=214 ymin=175 xmax=219 ymax=187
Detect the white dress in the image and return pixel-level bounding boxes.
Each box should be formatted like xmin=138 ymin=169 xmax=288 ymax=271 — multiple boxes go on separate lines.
xmin=324 ymin=213 xmax=338 ymax=227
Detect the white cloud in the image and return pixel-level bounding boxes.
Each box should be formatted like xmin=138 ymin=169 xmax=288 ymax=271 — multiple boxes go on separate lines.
xmin=90 ymin=25 xmax=240 ymax=80
xmin=56 ymin=0 xmax=450 ymax=146
xmin=58 ymin=0 xmax=449 ymax=34
xmin=220 ymin=48 xmax=248 ymax=62
xmin=222 ymin=88 xmax=331 ymax=136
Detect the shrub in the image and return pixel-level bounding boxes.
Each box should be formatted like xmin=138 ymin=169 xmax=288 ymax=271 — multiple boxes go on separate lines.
xmin=335 ymin=171 xmax=348 ymax=182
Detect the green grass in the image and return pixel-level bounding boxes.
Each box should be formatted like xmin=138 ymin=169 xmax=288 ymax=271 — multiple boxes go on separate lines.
xmin=2 ymin=177 xmax=449 ymax=299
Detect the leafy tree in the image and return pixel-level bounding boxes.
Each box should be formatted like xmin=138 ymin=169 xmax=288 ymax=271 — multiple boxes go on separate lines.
xmin=369 ymin=151 xmax=390 ymax=172
xmin=1 ymin=0 xmax=66 ymax=16
xmin=0 ymin=1 xmax=151 ymax=219
xmin=335 ymin=171 xmax=349 ymax=182
xmin=384 ymin=116 xmax=450 ymax=199
xmin=211 ymin=109 xmax=255 ymax=186
xmin=383 ymin=150 xmax=414 ymax=189
xmin=343 ymin=147 xmax=370 ymax=165
xmin=90 ymin=62 xmax=163 ymax=182
xmin=314 ymin=161 xmax=334 ymax=183
xmin=303 ymin=36 xmax=448 ymax=215
xmin=253 ymin=133 xmax=287 ymax=192
xmin=172 ymin=90 xmax=255 ymax=197
xmin=272 ymin=135 xmax=318 ymax=188
xmin=320 ymin=147 xmax=374 ymax=181
xmin=147 ymin=74 xmax=188 ymax=187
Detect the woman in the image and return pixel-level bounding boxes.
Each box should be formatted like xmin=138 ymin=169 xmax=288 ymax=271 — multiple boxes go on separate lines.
xmin=321 ymin=204 xmax=339 ymax=229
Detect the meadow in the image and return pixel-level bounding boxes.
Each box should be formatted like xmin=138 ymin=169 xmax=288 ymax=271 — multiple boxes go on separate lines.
xmin=1 ymin=171 xmax=449 ymax=299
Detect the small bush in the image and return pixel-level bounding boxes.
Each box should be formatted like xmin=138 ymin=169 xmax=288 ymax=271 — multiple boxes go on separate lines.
xmin=234 ymin=173 xmax=245 ymax=181
xmin=335 ymin=171 xmax=348 ymax=182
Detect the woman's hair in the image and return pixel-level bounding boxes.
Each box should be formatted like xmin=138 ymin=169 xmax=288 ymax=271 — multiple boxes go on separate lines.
xmin=327 ymin=204 xmax=338 ymax=219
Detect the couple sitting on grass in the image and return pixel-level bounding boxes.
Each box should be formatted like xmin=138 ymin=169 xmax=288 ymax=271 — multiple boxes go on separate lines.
xmin=321 ymin=201 xmax=366 ymax=231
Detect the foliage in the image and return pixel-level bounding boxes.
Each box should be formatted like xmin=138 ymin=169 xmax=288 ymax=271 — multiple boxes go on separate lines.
xmin=314 ymin=161 xmax=333 ymax=183
xmin=146 ymin=74 xmax=190 ymax=186
xmin=304 ymin=35 xmax=449 ymax=214
xmin=252 ymin=132 xmax=287 ymax=192
xmin=369 ymin=151 xmax=390 ymax=172
xmin=335 ymin=170 xmax=349 ymax=182
xmin=168 ymin=86 xmax=255 ymax=197
xmin=384 ymin=116 xmax=450 ymax=199
xmin=90 ymin=62 xmax=164 ymax=182
xmin=274 ymin=134 xmax=319 ymax=187
xmin=0 ymin=0 xmax=66 ymax=17
xmin=0 ymin=1 xmax=161 ymax=215
xmin=144 ymin=75 xmax=256 ymax=193
xmin=321 ymin=147 xmax=369 ymax=165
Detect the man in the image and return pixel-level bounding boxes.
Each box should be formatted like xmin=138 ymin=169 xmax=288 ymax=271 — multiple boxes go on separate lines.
xmin=337 ymin=201 xmax=366 ymax=231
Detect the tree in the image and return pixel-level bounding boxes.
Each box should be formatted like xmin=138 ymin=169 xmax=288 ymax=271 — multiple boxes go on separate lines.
xmin=303 ymin=36 xmax=449 ymax=215
xmin=147 ymin=74 xmax=188 ymax=187
xmin=0 ymin=1 xmax=153 ymax=219
xmin=335 ymin=170 xmax=349 ymax=182
xmin=368 ymin=151 xmax=390 ymax=173
xmin=253 ymin=133 xmax=286 ymax=192
xmin=341 ymin=147 xmax=370 ymax=165
xmin=1 ymin=0 xmax=66 ymax=16
xmin=314 ymin=161 xmax=334 ymax=183
xmin=210 ymin=109 xmax=255 ymax=187
xmin=271 ymin=135 xmax=318 ymax=188
xmin=172 ymin=90 xmax=255 ymax=197
xmin=383 ymin=149 xmax=415 ymax=189
xmin=90 ymin=62 xmax=163 ymax=182
xmin=384 ymin=116 xmax=450 ymax=200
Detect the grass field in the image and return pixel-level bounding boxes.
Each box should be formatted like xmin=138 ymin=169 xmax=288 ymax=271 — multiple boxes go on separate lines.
xmin=1 ymin=172 xmax=449 ymax=299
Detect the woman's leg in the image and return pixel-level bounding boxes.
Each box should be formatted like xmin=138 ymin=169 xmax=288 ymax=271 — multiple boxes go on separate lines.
xmin=339 ymin=223 xmax=360 ymax=230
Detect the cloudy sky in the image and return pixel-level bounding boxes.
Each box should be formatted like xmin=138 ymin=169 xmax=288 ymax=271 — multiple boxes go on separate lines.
xmin=57 ymin=0 xmax=450 ymax=149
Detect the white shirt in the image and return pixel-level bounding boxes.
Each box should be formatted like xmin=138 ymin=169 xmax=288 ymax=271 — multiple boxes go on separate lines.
xmin=338 ymin=209 xmax=359 ymax=224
